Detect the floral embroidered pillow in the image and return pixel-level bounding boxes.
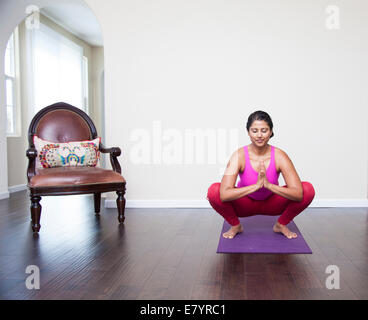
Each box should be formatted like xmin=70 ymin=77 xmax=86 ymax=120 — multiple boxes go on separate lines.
xmin=34 ymin=136 xmax=101 ymax=169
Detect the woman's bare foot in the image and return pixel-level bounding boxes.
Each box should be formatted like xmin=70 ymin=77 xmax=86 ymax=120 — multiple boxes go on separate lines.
xmin=223 ymin=223 xmax=243 ymax=239
xmin=273 ymin=222 xmax=297 ymax=239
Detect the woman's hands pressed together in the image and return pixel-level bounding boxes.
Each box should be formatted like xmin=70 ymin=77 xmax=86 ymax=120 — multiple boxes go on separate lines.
xmin=256 ymin=160 xmax=272 ymax=191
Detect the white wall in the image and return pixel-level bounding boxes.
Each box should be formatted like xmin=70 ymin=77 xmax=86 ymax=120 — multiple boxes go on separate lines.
xmin=85 ymin=0 xmax=368 ymax=203
xmin=1 ymin=0 xmax=368 ymax=204
xmin=0 ymin=48 xmax=8 ymax=199
xmin=91 ymin=45 xmax=105 ymax=137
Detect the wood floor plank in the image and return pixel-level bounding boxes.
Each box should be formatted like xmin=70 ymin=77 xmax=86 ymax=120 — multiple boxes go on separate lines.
xmin=164 ymin=211 xmax=214 ymax=299
xmin=190 ymin=214 xmax=224 ymax=300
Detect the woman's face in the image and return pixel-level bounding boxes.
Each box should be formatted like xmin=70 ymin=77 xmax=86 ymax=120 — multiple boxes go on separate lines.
xmin=248 ymin=120 xmax=272 ymax=147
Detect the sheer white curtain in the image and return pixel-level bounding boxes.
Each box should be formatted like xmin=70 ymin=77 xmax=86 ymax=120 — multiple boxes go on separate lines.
xmin=30 ymin=22 xmax=85 ymax=114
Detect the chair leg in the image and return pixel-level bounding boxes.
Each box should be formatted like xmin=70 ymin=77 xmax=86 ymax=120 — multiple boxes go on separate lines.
xmin=30 ymin=195 xmax=42 ymax=233
xmin=116 ymin=189 xmax=126 ymax=223
xmin=94 ymin=193 xmax=101 ymax=214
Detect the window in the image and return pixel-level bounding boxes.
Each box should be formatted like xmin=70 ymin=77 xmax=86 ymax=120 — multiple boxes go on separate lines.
xmin=30 ymin=22 xmax=87 ymax=114
xmin=5 ymin=31 xmax=19 ymax=136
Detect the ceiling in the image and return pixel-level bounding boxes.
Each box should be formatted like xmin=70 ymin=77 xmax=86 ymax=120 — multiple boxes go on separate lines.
xmin=41 ymin=2 xmax=103 ymax=46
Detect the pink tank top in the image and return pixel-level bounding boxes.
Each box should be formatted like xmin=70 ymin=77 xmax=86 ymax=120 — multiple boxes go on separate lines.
xmin=236 ymin=145 xmax=280 ymax=200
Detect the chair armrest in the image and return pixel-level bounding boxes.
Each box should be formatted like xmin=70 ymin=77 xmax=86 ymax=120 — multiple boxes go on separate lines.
xmin=99 ymin=143 xmax=122 ymax=174
xmin=26 ymin=148 xmax=38 ymax=182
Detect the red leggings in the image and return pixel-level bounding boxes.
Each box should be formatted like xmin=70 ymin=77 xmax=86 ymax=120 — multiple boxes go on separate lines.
xmin=207 ymin=182 xmax=315 ymax=226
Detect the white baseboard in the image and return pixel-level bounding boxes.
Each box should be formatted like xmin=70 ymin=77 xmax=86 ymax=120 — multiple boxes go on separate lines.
xmin=313 ymin=199 xmax=368 ymax=207
xmin=8 ymin=184 xmax=27 ymax=194
xmin=105 ymin=198 xmax=368 ymax=208
xmin=0 ymin=191 xmax=10 ymax=200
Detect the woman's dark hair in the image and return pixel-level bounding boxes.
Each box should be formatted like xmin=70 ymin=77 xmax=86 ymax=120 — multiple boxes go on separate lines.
xmin=246 ymin=110 xmax=274 ymax=138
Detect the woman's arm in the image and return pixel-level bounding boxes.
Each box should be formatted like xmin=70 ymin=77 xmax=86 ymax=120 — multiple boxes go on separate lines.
xmin=219 ymin=150 xmax=262 ymax=202
xmin=264 ymin=149 xmax=303 ymax=201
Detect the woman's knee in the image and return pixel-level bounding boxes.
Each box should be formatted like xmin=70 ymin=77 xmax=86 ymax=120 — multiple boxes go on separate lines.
xmin=207 ymin=182 xmax=221 ymax=202
xmin=301 ymin=181 xmax=315 ymax=202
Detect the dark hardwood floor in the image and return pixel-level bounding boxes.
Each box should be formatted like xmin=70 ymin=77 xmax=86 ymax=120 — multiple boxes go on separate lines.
xmin=0 ymin=190 xmax=367 ymax=300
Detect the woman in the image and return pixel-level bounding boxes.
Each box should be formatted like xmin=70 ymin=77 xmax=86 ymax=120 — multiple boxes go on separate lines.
xmin=207 ymin=110 xmax=315 ymax=240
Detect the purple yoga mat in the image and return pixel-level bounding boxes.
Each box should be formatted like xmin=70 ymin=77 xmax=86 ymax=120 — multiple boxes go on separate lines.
xmin=217 ymin=215 xmax=312 ymax=254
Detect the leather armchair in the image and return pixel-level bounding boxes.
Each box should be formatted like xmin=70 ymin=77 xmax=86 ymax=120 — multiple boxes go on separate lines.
xmin=26 ymin=102 xmax=126 ymax=232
